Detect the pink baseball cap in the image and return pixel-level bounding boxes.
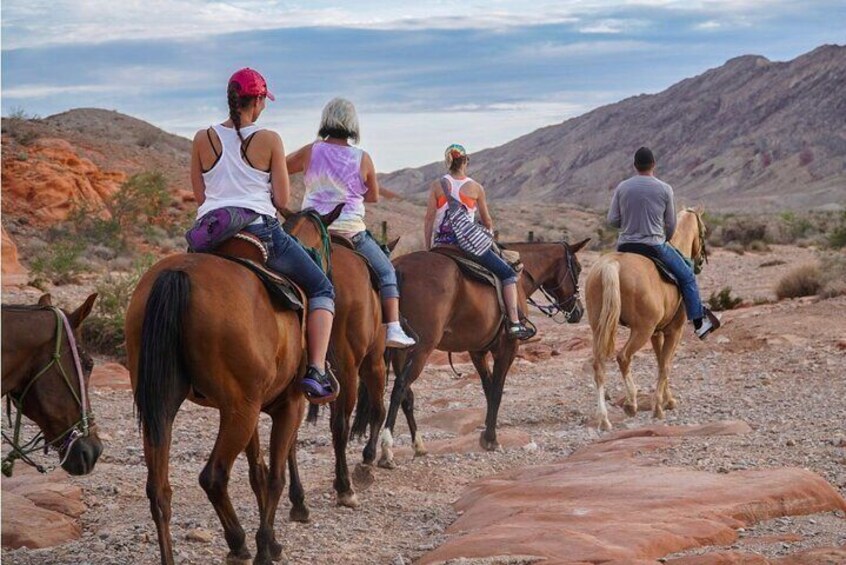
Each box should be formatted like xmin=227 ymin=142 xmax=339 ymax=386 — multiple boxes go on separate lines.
xmin=229 ymin=68 xmax=275 ymax=101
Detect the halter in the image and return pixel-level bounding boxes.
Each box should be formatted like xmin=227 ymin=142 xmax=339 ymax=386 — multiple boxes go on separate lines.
xmin=523 ymin=242 xmax=582 ymax=324
xmin=2 ymin=307 xmax=93 ymax=477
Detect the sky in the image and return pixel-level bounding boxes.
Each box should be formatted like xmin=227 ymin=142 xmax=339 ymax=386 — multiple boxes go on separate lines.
xmin=1 ymin=1 xmax=844 ymax=172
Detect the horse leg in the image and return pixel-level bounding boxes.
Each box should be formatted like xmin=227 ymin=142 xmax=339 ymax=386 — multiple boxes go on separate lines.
xmin=245 ymin=427 xmax=283 ymax=560
xmin=380 ymin=343 xmax=432 ymax=469
xmin=617 ymin=328 xmax=652 ymax=418
xmin=199 ymin=408 xmax=260 ymax=564
xmin=331 ymin=381 xmax=360 ymax=508
xmin=592 ymin=351 xmax=613 ymax=431
xmin=360 ymin=350 xmax=387 ymax=467
xmin=654 ymin=325 xmax=684 ymax=419
xmin=480 ymin=338 xmax=518 ymax=452
xmin=287 ymin=435 xmax=310 ymax=523
xmin=470 ymin=351 xmax=492 ymax=399
xmin=143 ymin=416 xmax=181 ymax=565
xmin=256 ymin=393 xmax=305 ymax=565
xmin=400 ymin=387 xmax=426 ymax=457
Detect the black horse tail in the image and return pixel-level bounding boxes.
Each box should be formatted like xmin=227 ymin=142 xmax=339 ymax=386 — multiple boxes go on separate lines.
xmin=135 ymin=270 xmax=191 ymax=446
xmin=306 ymin=403 xmax=320 ymax=424
xmin=350 ymin=380 xmax=371 ymax=439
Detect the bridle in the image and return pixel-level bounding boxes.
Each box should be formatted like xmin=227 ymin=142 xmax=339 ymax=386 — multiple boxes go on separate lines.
xmin=284 ymin=210 xmax=334 ymax=279
xmin=523 ymin=242 xmax=582 ymax=324
xmin=2 ymin=306 xmax=93 ymax=477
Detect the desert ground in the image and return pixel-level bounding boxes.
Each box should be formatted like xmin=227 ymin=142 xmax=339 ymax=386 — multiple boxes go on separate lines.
xmin=2 ymin=244 xmax=845 ymax=564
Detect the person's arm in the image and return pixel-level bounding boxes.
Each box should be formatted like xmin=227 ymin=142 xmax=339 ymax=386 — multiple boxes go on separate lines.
xmin=664 ymin=184 xmax=677 ymax=240
xmin=285 ymin=143 xmax=311 ymax=175
xmin=607 ymin=185 xmax=622 ymax=228
xmin=423 ymin=182 xmax=439 ymax=250
xmin=190 ymin=130 xmax=206 ymax=206
xmin=269 ymin=132 xmax=291 ymax=212
xmin=361 ymin=152 xmax=380 ymax=203
xmin=474 ymin=183 xmax=494 ymax=231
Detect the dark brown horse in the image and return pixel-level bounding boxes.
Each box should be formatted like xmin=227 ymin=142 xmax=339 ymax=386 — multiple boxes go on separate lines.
xmin=376 ymin=240 xmax=589 ymax=467
xmin=281 ymin=209 xmax=388 ymax=512
xmin=2 ymin=293 xmax=101 ymax=477
xmin=125 ymin=209 xmax=341 ymax=565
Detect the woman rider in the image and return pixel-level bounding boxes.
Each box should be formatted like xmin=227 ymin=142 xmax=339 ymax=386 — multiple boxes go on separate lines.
xmin=424 ymin=144 xmax=533 ymax=340
xmin=190 ymin=68 xmax=337 ymax=403
xmin=287 ymin=97 xmax=416 ymax=348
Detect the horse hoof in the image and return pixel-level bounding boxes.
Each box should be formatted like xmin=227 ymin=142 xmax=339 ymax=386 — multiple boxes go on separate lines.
xmin=598 ymin=419 xmax=613 ymax=432
xmin=623 ymin=403 xmax=638 ymax=417
xmin=289 ymin=505 xmax=310 ymax=523
xmin=337 ymin=491 xmax=360 ymax=508
xmin=226 ymin=550 xmax=252 ymax=565
xmin=378 ymin=457 xmax=397 ymax=470
xmin=652 ymin=408 xmax=665 ymax=420
xmin=479 ymin=434 xmax=501 ymax=452
xmin=665 ymin=398 xmax=678 ymax=410
xmin=352 ymin=463 xmax=376 ymax=490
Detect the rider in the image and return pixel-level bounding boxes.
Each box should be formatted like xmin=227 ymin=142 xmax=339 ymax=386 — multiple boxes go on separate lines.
xmin=424 ymin=144 xmax=534 ymax=340
xmin=287 ymin=97 xmax=416 ymax=349
xmin=190 ymin=67 xmax=337 ymax=403
xmin=608 ymin=146 xmax=720 ymax=339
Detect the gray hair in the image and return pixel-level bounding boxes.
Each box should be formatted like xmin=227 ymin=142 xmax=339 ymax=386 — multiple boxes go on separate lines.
xmin=318 ymin=97 xmax=360 ymax=144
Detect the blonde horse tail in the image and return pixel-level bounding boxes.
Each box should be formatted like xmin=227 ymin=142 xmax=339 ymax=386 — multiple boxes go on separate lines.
xmin=593 ymin=260 xmax=621 ymax=360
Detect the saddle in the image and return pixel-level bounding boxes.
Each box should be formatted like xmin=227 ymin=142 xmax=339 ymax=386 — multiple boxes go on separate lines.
xmin=430 ymin=246 xmax=509 ymax=317
xmin=329 ymin=233 xmax=383 ymax=293
xmin=617 ymin=242 xmax=692 ymax=287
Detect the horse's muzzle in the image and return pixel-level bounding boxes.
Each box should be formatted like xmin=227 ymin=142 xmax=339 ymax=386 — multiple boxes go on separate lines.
xmin=61 ymin=434 xmax=103 ymax=476
xmin=568 ymin=302 xmax=584 ymax=324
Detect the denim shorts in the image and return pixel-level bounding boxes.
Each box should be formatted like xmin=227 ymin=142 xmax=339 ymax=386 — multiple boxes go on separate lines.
xmin=244 ymin=217 xmax=335 ymax=313
xmin=350 ymin=231 xmax=400 ymax=299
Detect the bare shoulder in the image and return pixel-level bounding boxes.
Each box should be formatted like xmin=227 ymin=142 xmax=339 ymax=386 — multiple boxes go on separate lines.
xmin=466 ymin=179 xmax=485 ymax=197
xmin=192 ymin=128 xmax=209 ymax=144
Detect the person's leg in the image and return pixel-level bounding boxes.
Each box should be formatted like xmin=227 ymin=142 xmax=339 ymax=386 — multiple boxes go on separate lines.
xmin=353 ymin=232 xmax=414 ymax=347
xmin=653 ymin=243 xmax=704 ymax=322
xmin=475 ymin=248 xmax=533 ymax=339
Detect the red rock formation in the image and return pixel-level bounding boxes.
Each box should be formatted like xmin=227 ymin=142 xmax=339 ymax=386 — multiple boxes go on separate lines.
xmin=90 ymin=362 xmax=131 ymax=390
xmin=1 ymin=227 xmax=28 ymax=286
xmin=420 ymin=421 xmax=846 ymax=564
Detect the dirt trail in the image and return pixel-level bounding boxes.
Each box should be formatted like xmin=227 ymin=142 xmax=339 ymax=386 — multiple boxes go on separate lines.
xmin=3 ymin=246 xmax=845 ymax=564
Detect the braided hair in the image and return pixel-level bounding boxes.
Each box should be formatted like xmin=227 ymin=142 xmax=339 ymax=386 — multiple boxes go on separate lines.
xmin=227 ymin=82 xmax=258 ymax=146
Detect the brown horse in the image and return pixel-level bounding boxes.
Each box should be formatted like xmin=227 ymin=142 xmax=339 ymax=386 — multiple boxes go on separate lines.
xmin=281 ymin=209 xmax=388 ymax=511
xmin=585 ymin=209 xmax=708 ymax=431
xmin=2 ymin=293 xmax=101 ymax=477
xmin=125 ymin=208 xmax=341 ymax=565
xmin=376 ymin=239 xmax=589 ymax=467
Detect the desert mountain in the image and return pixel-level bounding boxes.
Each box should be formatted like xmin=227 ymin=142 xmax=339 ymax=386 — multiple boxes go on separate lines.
xmin=381 ymin=44 xmax=846 ymax=212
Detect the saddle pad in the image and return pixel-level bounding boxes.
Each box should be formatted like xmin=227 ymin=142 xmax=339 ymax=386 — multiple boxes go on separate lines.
xmin=430 ymin=246 xmax=507 ymax=317
xmin=213 ymin=254 xmax=305 ymax=312
xmin=617 ymin=243 xmax=679 ymax=286
xmin=330 ymin=233 xmax=355 ymax=250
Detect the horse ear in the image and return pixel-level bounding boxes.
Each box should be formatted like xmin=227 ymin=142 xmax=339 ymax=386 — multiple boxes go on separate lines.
xmin=320 ymin=203 xmax=345 ymax=227
xmin=387 ymin=237 xmax=400 ymax=252
xmin=68 ymin=293 xmax=98 ymax=329
xmin=278 ymin=207 xmax=297 ymax=220
xmin=37 ymin=294 xmax=53 ymax=306
xmin=570 ymin=238 xmax=590 ymax=253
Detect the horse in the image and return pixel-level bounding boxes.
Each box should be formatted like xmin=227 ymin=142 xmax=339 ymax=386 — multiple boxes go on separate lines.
xmin=374 ymin=239 xmax=590 ymax=468
xmin=585 ymin=209 xmax=708 ymax=431
xmin=124 ymin=206 xmax=342 ymax=565
xmin=281 ymin=208 xmax=388 ymax=512
xmin=2 ymin=293 xmax=101 ymax=477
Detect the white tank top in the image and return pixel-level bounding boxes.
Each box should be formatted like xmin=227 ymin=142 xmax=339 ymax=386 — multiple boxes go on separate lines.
xmin=432 ymin=174 xmax=477 ymax=246
xmin=197 ymin=123 xmax=277 ymax=219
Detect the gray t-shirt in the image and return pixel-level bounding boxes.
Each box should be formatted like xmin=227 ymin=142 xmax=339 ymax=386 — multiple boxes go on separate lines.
xmin=607 ymin=174 xmax=676 ymax=246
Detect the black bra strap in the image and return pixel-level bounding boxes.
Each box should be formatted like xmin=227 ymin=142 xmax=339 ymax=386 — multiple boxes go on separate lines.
xmin=207 ymin=127 xmax=221 ymax=158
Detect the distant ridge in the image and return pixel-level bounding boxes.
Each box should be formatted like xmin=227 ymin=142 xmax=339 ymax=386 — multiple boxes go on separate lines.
xmin=381 ymin=44 xmax=846 ymax=212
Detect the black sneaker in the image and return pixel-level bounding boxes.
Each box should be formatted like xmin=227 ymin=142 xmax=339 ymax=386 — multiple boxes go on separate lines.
xmin=507 ymin=321 xmax=536 ymax=341
xmin=301 ymin=365 xmax=339 ymax=405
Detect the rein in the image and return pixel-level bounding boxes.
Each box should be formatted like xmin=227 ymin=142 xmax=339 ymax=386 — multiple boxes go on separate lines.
xmin=2 ymin=307 xmax=93 ymax=477
xmin=523 ymin=242 xmax=581 ymax=324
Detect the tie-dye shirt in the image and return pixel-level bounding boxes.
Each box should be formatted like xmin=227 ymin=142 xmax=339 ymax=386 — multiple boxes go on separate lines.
xmin=302 ymin=141 xmax=367 ymax=235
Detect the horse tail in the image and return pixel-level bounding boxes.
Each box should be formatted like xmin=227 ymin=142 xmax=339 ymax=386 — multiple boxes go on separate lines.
xmin=350 ymin=380 xmax=370 ymax=439
xmin=593 ymin=260 xmax=621 ymax=360
xmin=306 ymin=403 xmax=320 ymax=424
xmin=135 ymin=270 xmax=191 ymax=446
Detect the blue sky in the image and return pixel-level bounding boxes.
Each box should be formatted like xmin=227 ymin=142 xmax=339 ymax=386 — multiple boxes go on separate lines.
xmin=2 ymin=1 xmax=844 ymax=171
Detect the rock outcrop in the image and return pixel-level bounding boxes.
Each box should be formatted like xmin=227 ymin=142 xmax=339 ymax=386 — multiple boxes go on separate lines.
xmin=2 ymin=226 xmax=28 ymax=286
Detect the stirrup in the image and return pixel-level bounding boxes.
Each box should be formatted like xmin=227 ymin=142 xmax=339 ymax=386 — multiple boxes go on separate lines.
xmin=507 ymin=321 xmax=535 ymax=341
xmin=301 ymin=366 xmax=340 ymax=405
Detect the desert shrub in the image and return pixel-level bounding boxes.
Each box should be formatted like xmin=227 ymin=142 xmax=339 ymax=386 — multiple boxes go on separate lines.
xmin=775 ymin=264 xmax=822 ymax=300
xmin=707 ymin=287 xmax=743 ymax=311
xmin=83 ymin=254 xmax=155 ymax=358
xmin=818 ymin=252 xmax=846 ymax=298
xmin=747 ymin=239 xmax=770 ymax=252
xmin=136 ymin=130 xmax=160 ymax=148
xmin=827 ymin=212 xmax=846 ymax=249
xmin=758 ymin=259 xmax=786 ymax=268
xmin=29 ymin=240 xmax=85 ymax=285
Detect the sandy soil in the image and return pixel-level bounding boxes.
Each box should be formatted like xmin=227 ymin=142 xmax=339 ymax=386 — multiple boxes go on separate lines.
xmin=3 ymin=245 xmax=845 ymax=564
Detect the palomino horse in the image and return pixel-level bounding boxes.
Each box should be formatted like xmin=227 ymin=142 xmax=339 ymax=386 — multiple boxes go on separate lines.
xmin=586 ymin=209 xmax=708 ymax=431
xmin=282 ymin=208 xmax=388 ymax=512
xmin=125 ymin=207 xmax=341 ymax=565
xmin=376 ymin=239 xmax=589 ymax=467
xmin=2 ymin=293 xmax=102 ymax=477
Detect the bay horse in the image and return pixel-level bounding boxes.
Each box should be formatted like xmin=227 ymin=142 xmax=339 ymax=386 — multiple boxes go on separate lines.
xmin=125 ymin=207 xmax=341 ymax=565
xmin=375 ymin=239 xmax=589 ymax=468
xmin=585 ymin=209 xmax=708 ymax=431
xmin=1 ymin=293 xmax=101 ymax=477
xmin=281 ymin=208 xmax=388 ymax=512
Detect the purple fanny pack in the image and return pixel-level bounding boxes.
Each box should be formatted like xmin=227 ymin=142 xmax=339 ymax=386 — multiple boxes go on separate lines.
xmin=186 ymin=206 xmax=261 ymax=252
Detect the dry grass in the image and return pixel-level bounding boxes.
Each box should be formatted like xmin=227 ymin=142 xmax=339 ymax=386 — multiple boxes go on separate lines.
xmin=775 ymin=264 xmax=822 ymax=300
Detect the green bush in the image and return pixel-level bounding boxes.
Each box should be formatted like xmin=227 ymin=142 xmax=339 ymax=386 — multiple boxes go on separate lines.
xmin=707 ymin=287 xmax=743 ymax=311
xmin=29 ymin=241 xmax=85 ymax=285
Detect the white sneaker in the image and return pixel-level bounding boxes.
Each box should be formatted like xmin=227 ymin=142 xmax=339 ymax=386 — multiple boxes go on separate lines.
xmin=386 ymin=323 xmax=415 ymax=348
xmin=694 ymin=310 xmax=721 ymax=340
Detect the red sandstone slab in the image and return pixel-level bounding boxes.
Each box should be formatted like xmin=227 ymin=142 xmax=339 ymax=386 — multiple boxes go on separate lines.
xmin=90 ymin=361 xmax=131 ymax=390
xmin=420 ymin=408 xmax=486 ymax=435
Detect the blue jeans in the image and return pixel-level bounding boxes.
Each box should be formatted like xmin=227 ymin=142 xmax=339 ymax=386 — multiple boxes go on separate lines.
xmin=244 ymin=217 xmax=335 ymax=313
xmin=474 ymin=247 xmax=518 ymax=286
xmin=652 ymin=242 xmax=704 ymax=321
xmin=350 ymin=231 xmax=400 ymax=299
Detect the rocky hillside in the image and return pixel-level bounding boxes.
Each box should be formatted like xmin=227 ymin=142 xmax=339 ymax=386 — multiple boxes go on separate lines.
xmin=382 ymin=44 xmax=846 ymax=212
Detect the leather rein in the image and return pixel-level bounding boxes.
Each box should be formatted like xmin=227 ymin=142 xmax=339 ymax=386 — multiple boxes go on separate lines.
xmin=522 ymin=242 xmax=581 ymax=324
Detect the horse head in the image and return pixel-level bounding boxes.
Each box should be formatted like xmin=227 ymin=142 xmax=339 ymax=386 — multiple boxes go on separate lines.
xmin=1 ymin=293 xmax=103 ymax=476
xmin=282 ymin=204 xmax=345 ymax=274
xmin=520 ymin=238 xmax=590 ymax=324
xmin=681 ymin=208 xmax=708 ymax=274
xmin=549 ymin=238 xmax=590 ymax=323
